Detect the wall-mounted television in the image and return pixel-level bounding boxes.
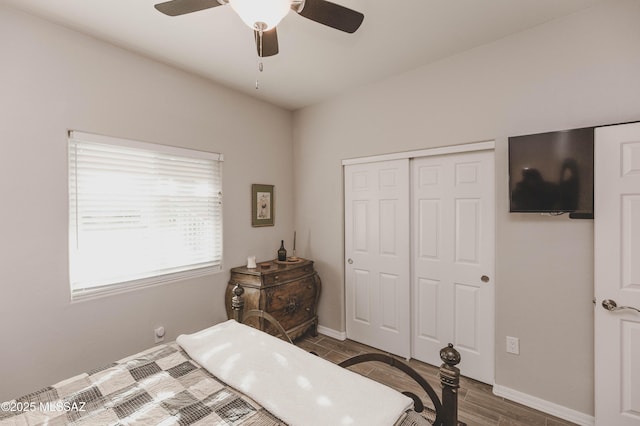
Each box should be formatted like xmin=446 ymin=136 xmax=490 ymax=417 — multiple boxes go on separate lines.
xmin=508 ymin=127 xmax=594 ymax=218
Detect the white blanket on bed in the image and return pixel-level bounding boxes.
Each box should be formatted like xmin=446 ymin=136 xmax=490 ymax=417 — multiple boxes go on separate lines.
xmin=177 ymin=320 xmax=412 ymax=426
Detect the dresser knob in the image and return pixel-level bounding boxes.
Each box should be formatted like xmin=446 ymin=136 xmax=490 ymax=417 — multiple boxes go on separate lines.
xmin=305 ymin=307 xmax=311 ymax=312
xmin=274 ymin=275 xmax=279 ymax=280
xmin=307 ymin=285 xmax=312 ymax=289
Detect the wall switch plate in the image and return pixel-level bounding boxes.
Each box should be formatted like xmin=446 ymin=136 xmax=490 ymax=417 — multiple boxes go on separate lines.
xmin=506 ymin=336 xmax=520 ymax=355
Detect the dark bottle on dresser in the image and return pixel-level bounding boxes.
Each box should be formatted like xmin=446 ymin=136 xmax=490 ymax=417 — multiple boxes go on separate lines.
xmin=278 ymin=240 xmax=287 ymax=261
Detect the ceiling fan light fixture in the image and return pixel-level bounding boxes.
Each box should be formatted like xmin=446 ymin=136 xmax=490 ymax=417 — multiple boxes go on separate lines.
xmin=229 ymin=0 xmax=292 ymax=31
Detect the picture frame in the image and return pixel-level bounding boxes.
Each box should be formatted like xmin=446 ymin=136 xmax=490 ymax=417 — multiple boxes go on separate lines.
xmin=251 ymin=184 xmax=274 ymax=227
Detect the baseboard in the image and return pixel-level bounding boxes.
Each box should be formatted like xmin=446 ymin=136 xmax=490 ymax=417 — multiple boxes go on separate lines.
xmin=493 ymin=384 xmax=595 ymax=426
xmin=317 ymin=325 xmax=346 ymax=341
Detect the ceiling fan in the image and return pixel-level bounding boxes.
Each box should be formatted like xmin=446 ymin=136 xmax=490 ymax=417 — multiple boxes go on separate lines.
xmin=154 ymin=0 xmax=364 ymax=57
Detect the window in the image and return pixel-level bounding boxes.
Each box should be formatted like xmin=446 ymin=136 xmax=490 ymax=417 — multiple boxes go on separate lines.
xmin=68 ymin=131 xmax=223 ymax=300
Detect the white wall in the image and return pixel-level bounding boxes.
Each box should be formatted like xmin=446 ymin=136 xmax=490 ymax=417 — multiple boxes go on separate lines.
xmin=292 ymin=0 xmax=640 ymax=417
xmin=0 ymin=5 xmax=293 ymax=401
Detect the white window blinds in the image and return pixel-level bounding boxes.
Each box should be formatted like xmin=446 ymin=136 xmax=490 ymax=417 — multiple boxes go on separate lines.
xmin=68 ymin=131 xmax=223 ymax=300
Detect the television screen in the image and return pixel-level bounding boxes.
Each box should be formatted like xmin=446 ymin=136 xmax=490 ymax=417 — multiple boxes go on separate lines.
xmin=509 ymin=127 xmax=594 ymax=214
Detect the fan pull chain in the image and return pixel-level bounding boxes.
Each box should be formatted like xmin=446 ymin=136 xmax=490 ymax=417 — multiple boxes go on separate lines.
xmin=256 ymin=26 xmax=264 ymax=90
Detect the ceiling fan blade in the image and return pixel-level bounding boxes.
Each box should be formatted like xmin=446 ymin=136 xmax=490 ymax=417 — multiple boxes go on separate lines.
xmin=154 ymin=0 xmax=223 ymax=17
xmin=297 ymin=0 xmax=364 ymax=33
xmin=254 ymin=27 xmax=279 ymax=57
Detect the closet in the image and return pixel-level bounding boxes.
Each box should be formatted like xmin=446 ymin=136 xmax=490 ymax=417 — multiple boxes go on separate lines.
xmin=343 ymin=143 xmax=495 ymax=384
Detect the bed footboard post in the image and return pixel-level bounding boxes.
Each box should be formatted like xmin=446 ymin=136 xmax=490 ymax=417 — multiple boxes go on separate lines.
xmin=231 ymin=284 xmax=245 ymax=323
xmin=439 ymin=343 xmax=461 ymax=426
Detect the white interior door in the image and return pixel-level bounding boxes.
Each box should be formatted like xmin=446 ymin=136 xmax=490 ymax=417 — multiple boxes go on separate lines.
xmin=411 ymin=150 xmax=495 ymax=384
xmin=344 ymin=160 xmax=410 ymax=358
xmin=595 ymin=122 xmax=640 ymax=425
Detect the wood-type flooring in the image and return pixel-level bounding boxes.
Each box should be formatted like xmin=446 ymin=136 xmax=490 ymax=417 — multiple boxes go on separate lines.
xmin=296 ymin=333 xmax=578 ymax=426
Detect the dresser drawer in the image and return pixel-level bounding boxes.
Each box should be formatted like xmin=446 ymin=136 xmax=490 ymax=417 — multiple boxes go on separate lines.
xmin=262 ymin=265 xmax=314 ymax=286
xmin=265 ymin=277 xmax=317 ymax=330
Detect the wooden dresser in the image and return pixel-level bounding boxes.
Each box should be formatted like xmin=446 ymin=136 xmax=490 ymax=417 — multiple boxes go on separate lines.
xmin=225 ymin=258 xmax=321 ymax=340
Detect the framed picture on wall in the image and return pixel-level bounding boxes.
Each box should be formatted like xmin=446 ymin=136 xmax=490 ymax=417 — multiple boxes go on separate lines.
xmin=252 ymin=184 xmax=274 ymax=227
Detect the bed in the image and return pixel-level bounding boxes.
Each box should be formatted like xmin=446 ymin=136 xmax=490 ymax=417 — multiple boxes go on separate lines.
xmin=1 ymin=290 xmax=462 ymax=426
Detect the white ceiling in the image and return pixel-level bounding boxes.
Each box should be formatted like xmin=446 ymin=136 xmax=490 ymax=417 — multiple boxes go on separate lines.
xmin=3 ymin=0 xmax=607 ymax=110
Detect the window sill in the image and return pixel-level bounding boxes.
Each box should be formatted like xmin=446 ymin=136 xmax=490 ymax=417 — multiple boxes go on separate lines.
xmin=70 ymin=265 xmax=223 ymax=303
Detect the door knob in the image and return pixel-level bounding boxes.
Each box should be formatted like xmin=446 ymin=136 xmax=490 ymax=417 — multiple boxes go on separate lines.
xmin=481 ymin=275 xmax=490 ymax=283
xmin=347 ymin=258 xmax=353 ymax=264
xmin=602 ymin=299 xmax=640 ymax=313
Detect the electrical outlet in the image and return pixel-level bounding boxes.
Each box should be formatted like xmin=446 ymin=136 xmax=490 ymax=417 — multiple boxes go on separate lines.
xmin=506 ymin=336 xmax=520 ymax=355
xmin=154 ymin=326 xmax=165 ymax=343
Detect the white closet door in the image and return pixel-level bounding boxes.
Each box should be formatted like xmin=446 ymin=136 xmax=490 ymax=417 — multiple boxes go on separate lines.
xmin=344 ymin=160 xmax=410 ymax=358
xmin=411 ymin=150 xmax=495 ymax=384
